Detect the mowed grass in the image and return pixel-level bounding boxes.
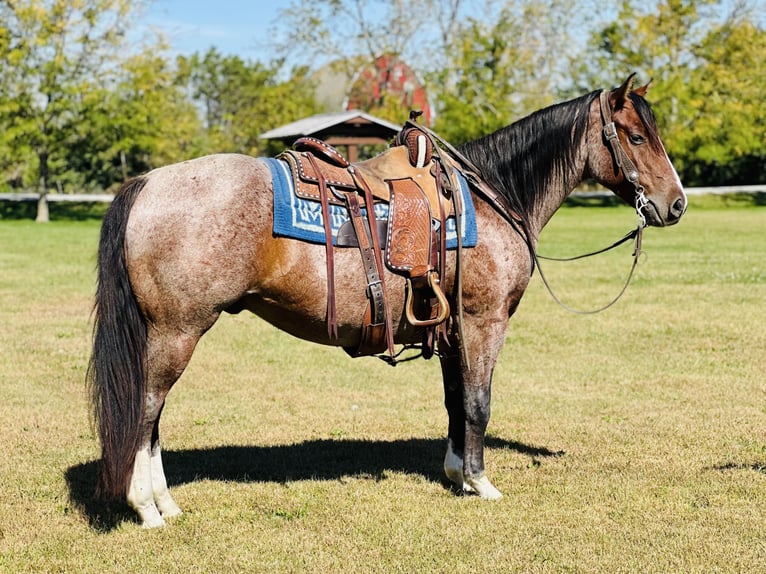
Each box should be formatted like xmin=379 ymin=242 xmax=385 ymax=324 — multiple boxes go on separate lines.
xmin=0 ymin=198 xmax=765 ymax=573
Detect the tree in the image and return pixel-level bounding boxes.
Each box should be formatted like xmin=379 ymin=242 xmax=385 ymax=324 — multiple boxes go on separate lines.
xmin=274 ymin=0 xmax=586 ymax=136
xmin=680 ymin=18 xmax=766 ymax=184
xmin=67 ymin=48 xmax=204 ymax=191
xmin=275 ymin=0 xmax=463 ymax=78
xmin=431 ymin=0 xmax=585 ymax=143
xmin=273 ymin=0 xmax=464 ymax=123
xmin=0 ymin=0 xmax=147 ymax=221
xmin=176 ymin=49 xmax=321 ymax=157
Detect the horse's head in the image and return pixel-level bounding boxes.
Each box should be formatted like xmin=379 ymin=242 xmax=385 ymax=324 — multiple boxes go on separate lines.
xmin=587 ymin=74 xmax=686 ymax=227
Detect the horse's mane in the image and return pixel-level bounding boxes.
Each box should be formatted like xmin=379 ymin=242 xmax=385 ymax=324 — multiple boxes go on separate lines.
xmin=458 ymin=90 xmax=599 ymax=226
xmin=458 ymin=89 xmax=664 ymax=227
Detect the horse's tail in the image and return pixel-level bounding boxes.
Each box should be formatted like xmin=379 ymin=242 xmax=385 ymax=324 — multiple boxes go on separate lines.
xmin=87 ymin=177 xmax=148 ymax=500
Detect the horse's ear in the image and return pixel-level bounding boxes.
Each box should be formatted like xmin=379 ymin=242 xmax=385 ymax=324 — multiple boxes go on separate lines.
xmin=632 ymin=78 xmax=652 ymax=98
xmin=612 ymin=73 xmax=637 ymax=109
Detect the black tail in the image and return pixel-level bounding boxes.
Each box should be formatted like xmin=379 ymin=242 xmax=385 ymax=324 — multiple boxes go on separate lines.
xmin=87 ymin=177 xmax=148 ymax=500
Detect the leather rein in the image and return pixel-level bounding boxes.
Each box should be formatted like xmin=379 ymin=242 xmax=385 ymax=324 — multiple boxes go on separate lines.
xmin=410 ymin=88 xmax=651 ymax=316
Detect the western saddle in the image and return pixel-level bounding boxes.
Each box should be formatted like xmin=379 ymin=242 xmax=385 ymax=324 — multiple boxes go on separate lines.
xmin=278 ymin=118 xmax=465 ymax=359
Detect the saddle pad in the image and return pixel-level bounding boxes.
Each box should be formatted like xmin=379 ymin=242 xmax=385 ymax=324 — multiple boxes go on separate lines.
xmin=266 ymin=157 xmax=477 ymax=249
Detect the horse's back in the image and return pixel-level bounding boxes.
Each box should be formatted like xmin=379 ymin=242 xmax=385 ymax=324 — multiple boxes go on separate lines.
xmin=133 ymin=153 xmax=270 ymax=218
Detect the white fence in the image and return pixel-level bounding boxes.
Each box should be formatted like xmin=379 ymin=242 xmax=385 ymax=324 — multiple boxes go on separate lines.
xmin=560 ymin=185 xmax=765 ymax=200
xmin=0 ymin=192 xmax=114 ymax=203
xmin=1 ymin=185 xmax=765 ymax=204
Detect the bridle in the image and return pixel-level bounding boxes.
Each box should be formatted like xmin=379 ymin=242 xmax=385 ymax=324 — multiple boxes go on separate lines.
xmin=598 ymin=90 xmax=651 ymax=229
xmin=530 ymin=90 xmax=651 ymax=315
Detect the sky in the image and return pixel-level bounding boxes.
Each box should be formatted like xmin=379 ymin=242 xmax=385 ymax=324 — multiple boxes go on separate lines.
xmin=140 ymin=1 xmax=284 ymax=60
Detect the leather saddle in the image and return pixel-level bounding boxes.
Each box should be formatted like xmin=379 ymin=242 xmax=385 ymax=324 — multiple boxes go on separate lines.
xmin=280 ymin=136 xmax=455 ymax=216
xmin=277 ymin=128 xmax=461 ymax=359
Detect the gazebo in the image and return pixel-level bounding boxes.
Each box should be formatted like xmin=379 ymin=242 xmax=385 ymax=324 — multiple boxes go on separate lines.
xmin=259 ymin=110 xmax=401 ymax=163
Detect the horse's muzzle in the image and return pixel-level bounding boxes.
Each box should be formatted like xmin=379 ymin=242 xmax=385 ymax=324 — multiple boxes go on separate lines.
xmin=646 ymin=195 xmax=686 ymax=227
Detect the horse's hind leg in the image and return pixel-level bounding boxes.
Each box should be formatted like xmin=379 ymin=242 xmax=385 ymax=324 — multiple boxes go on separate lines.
xmin=149 ymin=404 xmax=181 ymax=518
xmin=127 ymin=328 xmax=201 ymax=527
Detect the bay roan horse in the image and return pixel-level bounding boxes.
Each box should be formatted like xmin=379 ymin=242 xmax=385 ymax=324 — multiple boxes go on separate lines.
xmin=89 ymin=75 xmax=686 ymax=527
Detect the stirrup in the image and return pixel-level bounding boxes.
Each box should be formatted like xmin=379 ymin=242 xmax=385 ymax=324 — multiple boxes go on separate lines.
xmin=405 ymin=272 xmax=450 ymax=327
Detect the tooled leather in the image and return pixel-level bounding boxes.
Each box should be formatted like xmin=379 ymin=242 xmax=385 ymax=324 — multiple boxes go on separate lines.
xmin=385 ymin=178 xmax=432 ymax=277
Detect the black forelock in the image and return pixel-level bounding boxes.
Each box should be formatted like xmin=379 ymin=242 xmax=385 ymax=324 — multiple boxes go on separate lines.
xmin=628 ymin=92 xmax=663 ymax=153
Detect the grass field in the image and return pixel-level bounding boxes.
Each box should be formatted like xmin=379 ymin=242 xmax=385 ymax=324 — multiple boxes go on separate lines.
xmin=1 ymin=198 xmax=764 ymax=572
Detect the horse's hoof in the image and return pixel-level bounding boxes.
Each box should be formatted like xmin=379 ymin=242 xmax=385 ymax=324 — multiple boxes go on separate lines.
xmin=465 ymin=475 xmax=503 ymax=500
xmin=140 ymin=514 xmax=166 ymax=528
xmin=156 ymin=495 xmax=183 ymax=519
xmin=444 ymin=464 xmax=464 ymax=488
xmin=136 ymin=504 xmax=166 ymax=528
xmin=160 ymin=505 xmax=182 ymax=519
xmin=444 ymin=439 xmax=465 ymax=487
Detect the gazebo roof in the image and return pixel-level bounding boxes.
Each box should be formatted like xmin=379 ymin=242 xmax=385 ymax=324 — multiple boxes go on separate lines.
xmin=259 ymin=110 xmax=401 ymax=142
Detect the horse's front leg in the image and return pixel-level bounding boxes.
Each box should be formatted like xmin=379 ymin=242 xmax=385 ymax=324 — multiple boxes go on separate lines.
xmin=439 ymin=320 xmax=506 ymax=499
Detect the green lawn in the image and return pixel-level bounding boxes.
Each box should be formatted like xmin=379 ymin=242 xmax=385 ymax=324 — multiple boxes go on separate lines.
xmin=0 ymin=200 xmax=764 ymax=572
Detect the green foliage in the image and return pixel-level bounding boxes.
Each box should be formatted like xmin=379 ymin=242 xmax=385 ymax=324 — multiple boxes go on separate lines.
xmin=0 ymin=0 xmax=144 ymax=196
xmin=680 ymin=19 xmax=766 ymax=184
xmin=273 ymin=0 xmax=465 ymax=125
xmin=175 ymin=49 xmax=320 ymax=157
xmin=54 ymin=48 xmax=204 ymax=192
xmin=431 ymin=12 xmax=525 ymax=143
xmin=429 ymin=0 xmax=581 ymax=143
xmin=0 ymin=3 xmax=322 ymax=198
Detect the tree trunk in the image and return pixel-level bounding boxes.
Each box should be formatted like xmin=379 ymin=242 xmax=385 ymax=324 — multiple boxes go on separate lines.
xmin=35 ymin=151 xmax=49 ymax=223
xmin=35 ymin=192 xmax=50 ymax=223
xmin=120 ymin=149 xmax=128 ymax=181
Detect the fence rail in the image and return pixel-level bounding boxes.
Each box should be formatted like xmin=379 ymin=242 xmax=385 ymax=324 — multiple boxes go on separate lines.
xmin=0 ymin=192 xmax=115 ymax=202
xmin=1 ymin=185 xmax=765 ymax=204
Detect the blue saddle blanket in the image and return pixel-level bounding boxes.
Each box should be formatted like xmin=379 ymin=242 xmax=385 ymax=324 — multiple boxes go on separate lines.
xmin=265 ymin=158 xmax=477 ymax=248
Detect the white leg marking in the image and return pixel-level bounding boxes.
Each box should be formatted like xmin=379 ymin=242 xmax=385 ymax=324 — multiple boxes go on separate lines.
xmin=150 ymin=443 xmax=182 ymax=518
xmin=444 ymin=439 xmax=474 ymax=493
xmin=465 ymin=475 xmax=503 ymax=500
xmin=127 ymin=447 xmax=165 ymax=528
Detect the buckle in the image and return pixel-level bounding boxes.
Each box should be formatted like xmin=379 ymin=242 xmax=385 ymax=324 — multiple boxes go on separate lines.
xmin=366 ymin=279 xmax=383 ymax=298
xmin=603 ymin=122 xmax=618 ymax=141
xmin=635 ymin=187 xmax=649 ymax=228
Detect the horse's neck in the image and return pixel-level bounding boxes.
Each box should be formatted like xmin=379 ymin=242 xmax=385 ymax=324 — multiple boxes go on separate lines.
xmin=527 ymin=150 xmax=588 ymax=239
xmin=476 ymin=137 xmax=588 ymax=242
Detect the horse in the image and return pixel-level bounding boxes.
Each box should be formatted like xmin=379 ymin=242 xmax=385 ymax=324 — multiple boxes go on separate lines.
xmin=88 ymin=74 xmax=686 ymax=527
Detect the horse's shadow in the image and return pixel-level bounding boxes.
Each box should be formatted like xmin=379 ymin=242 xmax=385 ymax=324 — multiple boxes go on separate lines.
xmin=65 ymin=436 xmax=563 ymax=531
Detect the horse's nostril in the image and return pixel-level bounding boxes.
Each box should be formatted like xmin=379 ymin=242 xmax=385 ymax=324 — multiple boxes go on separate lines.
xmin=670 ymin=197 xmax=686 ymax=219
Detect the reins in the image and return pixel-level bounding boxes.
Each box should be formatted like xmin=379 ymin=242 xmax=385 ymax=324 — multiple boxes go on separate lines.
xmin=532 ymin=218 xmax=644 ymax=315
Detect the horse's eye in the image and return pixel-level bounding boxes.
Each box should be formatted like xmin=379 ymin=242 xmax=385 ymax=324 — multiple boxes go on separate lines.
xmin=629 ymin=133 xmax=646 ymax=145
